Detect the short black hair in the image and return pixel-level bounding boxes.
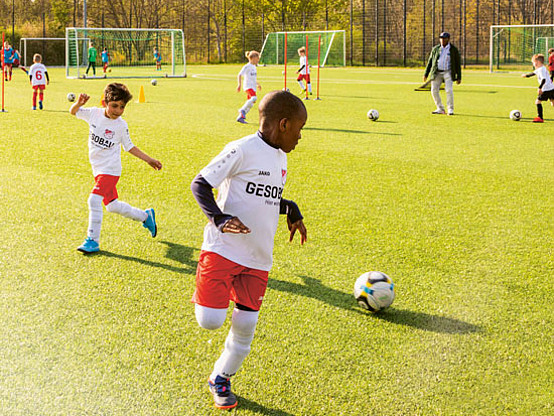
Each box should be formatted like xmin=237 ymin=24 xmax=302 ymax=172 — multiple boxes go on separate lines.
xmin=104 ymin=83 xmax=133 ymax=104
xmin=259 ymin=90 xmax=307 ymax=124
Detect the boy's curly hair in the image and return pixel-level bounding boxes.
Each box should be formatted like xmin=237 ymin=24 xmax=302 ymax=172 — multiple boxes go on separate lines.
xmin=104 ymin=83 xmax=133 ymax=104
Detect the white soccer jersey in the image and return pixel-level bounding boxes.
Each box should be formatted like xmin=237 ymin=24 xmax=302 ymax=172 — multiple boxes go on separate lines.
xmin=239 ymin=63 xmax=257 ymax=91
xmin=299 ymin=56 xmax=309 ymax=75
xmin=200 ymin=132 xmax=288 ymax=271
xmin=534 ymin=66 xmax=554 ymax=91
xmin=29 ymin=63 xmax=47 ymax=86
xmin=76 ymin=107 xmax=135 ymax=177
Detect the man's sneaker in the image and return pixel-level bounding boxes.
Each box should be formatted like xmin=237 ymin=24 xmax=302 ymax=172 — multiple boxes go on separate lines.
xmin=142 ymin=208 xmax=157 ymax=237
xmin=447 ymin=110 xmax=454 ymax=116
xmin=533 ymin=117 xmax=544 ymax=123
xmin=39 ymin=101 xmax=43 ymax=110
xmin=77 ymin=237 xmax=100 ymax=253
xmin=432 ymin=109 xmax=446 ymax=114
xmin=208 ymin=376 xmax=238 ymax=410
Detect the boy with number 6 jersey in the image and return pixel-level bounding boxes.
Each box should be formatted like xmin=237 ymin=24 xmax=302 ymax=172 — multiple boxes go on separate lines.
xmin=70 ymin=83 xmax=162 ymax=253
xmin=190 ymin=90 xmax=308 ymax=410
xmin=28 ymin=54 xmax=49 ymax=110
xmin=522 ymin=54 xmax=554 ymax=123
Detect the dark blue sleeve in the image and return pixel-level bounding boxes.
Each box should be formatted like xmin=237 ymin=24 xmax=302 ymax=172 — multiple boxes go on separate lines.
xmin=191 ymin=174 xmax=234 ymax=232
xmin=279 ymin=198 xmax=303 ymax=223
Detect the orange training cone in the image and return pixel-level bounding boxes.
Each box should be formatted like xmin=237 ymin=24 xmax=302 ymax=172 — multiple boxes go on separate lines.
xmin=138 ymin=85 xmax=146 ymax=103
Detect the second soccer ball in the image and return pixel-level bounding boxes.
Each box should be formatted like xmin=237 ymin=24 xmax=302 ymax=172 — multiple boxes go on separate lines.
xmin=67 ymin=93 xmax=76 ymax=102
xmin=509 ymin=110 xmax=521 ymax=121
xmin=367 ymin=109 xmax=379 ymax=121
xmin=151 ymin=79 xmax=158 ymax=86
xmin=354 ymin=271 xmax=395 ymax=312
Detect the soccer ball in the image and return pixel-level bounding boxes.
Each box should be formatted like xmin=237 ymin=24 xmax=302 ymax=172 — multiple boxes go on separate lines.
xmin=354 ymin=271 xmax=395 ymax=312
xmin=67 ymin=93 xmax=76 ymax=102
xmin=367 ymin=109 xmax=379 ymax=121
xmin=510 ymin=110 xmax=521 ymax=121
xmin=151 ymin=79 xmax=157 ymax=86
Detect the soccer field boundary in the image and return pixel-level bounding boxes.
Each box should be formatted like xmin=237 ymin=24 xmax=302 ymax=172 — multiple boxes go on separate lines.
xmin=190 ymin=73 xmax=536 ymax=90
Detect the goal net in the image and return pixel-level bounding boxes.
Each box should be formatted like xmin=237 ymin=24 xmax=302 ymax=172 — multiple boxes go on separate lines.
xmin=260 ymin=30 xmax=345 ymax=67
xmin=20 ymin=38 xmax=65 ymax=67
xmin=65 ymin=27 xmax=186 ymax=79
xmin=490 ymin=24 xmax=554 ymax=72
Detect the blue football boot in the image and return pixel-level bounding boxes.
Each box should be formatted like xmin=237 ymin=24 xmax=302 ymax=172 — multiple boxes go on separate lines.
xmin=208 ymin=376 xmax=238 ymax=410
xmin=39 ymin=101 xmax=43 ymax=110
xmin=142 ymin=208 xmax=157 ymax=237
xmin=77 ymin=237 xmax=100 ymax=253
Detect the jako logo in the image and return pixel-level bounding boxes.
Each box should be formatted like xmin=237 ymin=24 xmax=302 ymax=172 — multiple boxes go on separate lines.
xmin=258 ymin=171 xmax=270 ymax=176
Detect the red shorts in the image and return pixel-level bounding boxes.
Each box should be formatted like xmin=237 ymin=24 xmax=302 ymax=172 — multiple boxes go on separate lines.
xmin=192 ymin=251 xmax=269 ymax=311
xmin=32 ymin=85 xmax=46 ymax=91
xmin=91 ymin=174 xmax=120 ymax=205
xmin=245 ymin=89 xmax=256 ymax=100
xmin=297 ymin=74 xmax=310 ymax=83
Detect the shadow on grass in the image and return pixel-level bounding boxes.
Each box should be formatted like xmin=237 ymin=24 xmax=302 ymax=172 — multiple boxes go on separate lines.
xmin=98 ymin=241 xmax=198 ymax=273
xmin=236 ymin=396 xmax=295 ymax=416
xmin=456 ymin=89 xmax=498 ymax=94
xmin=268 ymin=275 xmax=367 ymax=316
xmin=374 ymin=308 xmax=480 ymax=334
xmin=304 ymin=126 xmax=400 ymax=135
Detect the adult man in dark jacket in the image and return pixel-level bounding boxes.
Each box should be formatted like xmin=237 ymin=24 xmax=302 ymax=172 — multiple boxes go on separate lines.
xmin=423 ymin=32 xmax=462 ymax=115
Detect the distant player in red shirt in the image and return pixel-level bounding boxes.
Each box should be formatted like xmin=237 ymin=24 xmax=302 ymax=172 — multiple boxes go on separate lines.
xmin=548 ymin=48 xmax=554 ymax=81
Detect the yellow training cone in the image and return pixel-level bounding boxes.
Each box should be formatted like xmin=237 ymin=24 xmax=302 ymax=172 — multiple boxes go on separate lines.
xmin=138 ymin=85 xmax=146 ymax=103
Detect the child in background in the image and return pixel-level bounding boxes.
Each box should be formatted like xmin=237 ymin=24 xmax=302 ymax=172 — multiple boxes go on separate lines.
xmin=70 ymin=83 xmax=162 ymax=253
xmin=296 ymin=46 xmax=312 ymax=96
xmin=190 ymin=90 xmax=308 ymax=410
xmin=28 ymin=53 xmax=49 ymax=110
xmin=548 ymin=48 xmax=554 ymax=81
xmin=102 ymin=47 xmax=110 ymax=74
xmin=86 ymin=42 xmax=97 ymax=76
xmin=3 ymin=41 xmax=14 ymax=81
xmin=153 ymin=48 xmax=162 ymax=71
xmin=521 ymin=54 xmax=554 ymax=123
xmin=236 ymin=50 xmax=261 ymax=124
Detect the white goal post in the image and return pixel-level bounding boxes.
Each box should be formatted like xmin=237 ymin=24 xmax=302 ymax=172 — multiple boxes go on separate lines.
xmin=65 ymin=27 xmax=186 ymax=79
xmin=490 ymin=24 xmax=554 ymax=72
xmin=260 ymin=30 xmax=346 ymax=67
xmin=19 ymin=38 xmax=65 ymax=67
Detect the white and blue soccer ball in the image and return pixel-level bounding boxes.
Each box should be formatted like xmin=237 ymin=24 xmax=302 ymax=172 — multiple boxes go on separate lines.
xmin=354 ymin=271 xmax=395 ymax=312
xmin=510 ymin=109 xmax=521 ymax=121
xmin=151 ymin=79 xmax=158 ymax=86
xmin=367 ymin=109 xmax=379 ymax=121
xmin=67 ymin=93 xmax=76 ymax=102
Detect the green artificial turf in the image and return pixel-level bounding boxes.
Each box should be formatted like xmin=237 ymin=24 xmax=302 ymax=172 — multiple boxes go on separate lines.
xmin=0 ymin=65 xmax=553 ymax=415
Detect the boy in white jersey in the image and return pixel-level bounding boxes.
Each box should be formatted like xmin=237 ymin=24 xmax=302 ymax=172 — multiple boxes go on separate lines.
xmin=296 ymin=46 xmax=312 ymax=96
xmin=522 ymin=54 xmax=554 ymax=123
xmin=28 ymin=54 xmax=49 ymax=110
xmin=191 ymin=90 xmax=308 ymax=410
xmin=236 ymin=50 xmax=261 ymax=124
xmin=70 ymin=83 xmax=163 ymax=253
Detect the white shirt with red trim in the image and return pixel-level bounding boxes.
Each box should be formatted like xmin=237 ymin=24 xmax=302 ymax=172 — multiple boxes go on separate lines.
xmin=200 ymin=132 xmax=288 ymax=271
xmin=76 ymin=107 xmax=135 ymax=177
xmin=239 ymin=63 xmax=257 ymax=91
xmin=29 ymin=63 xmax=48 ymax=86
xmin=299 ymin=56 xmax=309 ymax=75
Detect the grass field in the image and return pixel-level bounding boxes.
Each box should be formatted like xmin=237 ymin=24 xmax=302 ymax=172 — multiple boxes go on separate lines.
xmin=1 ymin=64 xmax=553 ymax=415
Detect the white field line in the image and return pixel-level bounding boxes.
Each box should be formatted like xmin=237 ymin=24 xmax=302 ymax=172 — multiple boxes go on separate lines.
xmin=191 ymin=73 xmax=536 ymax=89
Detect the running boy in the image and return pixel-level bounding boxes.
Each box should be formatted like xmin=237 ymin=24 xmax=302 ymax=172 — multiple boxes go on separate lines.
xmin=521 ymin=54 xmax=554 ymax=123
xmin=70 ymin=83 xmax=162 ymax=253
xmin=101 ymin=47 xmax=110 ymax=74
xmin=296 ymin=46 xmax=312 ymax=96
xmin=86 ymin=42 xmax=97 ymax=76
xmin=28 ymin=54 xmax=49 ymax=110
xmin=3 ymin=41 xmax=14 ymax=81
xmin=153 ymin=48 xmax=162 ymax=71
xmin=190 ymin=90 xmax=308 ymax=410
xmin=236 ymin=50 xmax=261 ymax=124
xmin=548 ymin=48 xmax=554 ymax=81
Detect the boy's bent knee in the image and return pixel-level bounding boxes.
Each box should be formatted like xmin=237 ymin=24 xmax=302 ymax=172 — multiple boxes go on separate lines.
xmin=195 ymin=304 xmax=227 ymax=330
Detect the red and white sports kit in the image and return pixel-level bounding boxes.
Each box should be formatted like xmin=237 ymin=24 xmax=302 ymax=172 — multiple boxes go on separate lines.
xmin=297 ymin=55 xmax=310 ymax=83
xmin=193 ymin=132 xmax=287 ymax=310
xmin=28 ymin=62 xmax=48 ymax=106
xmin=238 ymin=63 xmax=258 ymax=118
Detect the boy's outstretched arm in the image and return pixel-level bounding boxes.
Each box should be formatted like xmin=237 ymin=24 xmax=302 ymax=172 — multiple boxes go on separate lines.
xmin=280 ymin=198 xmax=307 ymax=244
xmin=191 ymin=174 xmax=250 ymax=234
xmin=128 ymin=147 xmax=162 ymax=170
xmin=69 ymin=93 xmax=90 ymax=115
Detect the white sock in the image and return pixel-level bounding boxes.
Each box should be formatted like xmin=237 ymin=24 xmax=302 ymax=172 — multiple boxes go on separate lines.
xmin=239 ymin=96 xmax=257 ymax=115
xmin=87 ymin=194 xmax=104 ymax=242
xmin=105 ymin=199 xmax=147 ymax=222
xmin=211 ymin=308 xmax=259 ymax=380
xmin=307 ymin=83 xmax=312 ymax=93
xmin=297 ymin=80 xmax=305 ymax=90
